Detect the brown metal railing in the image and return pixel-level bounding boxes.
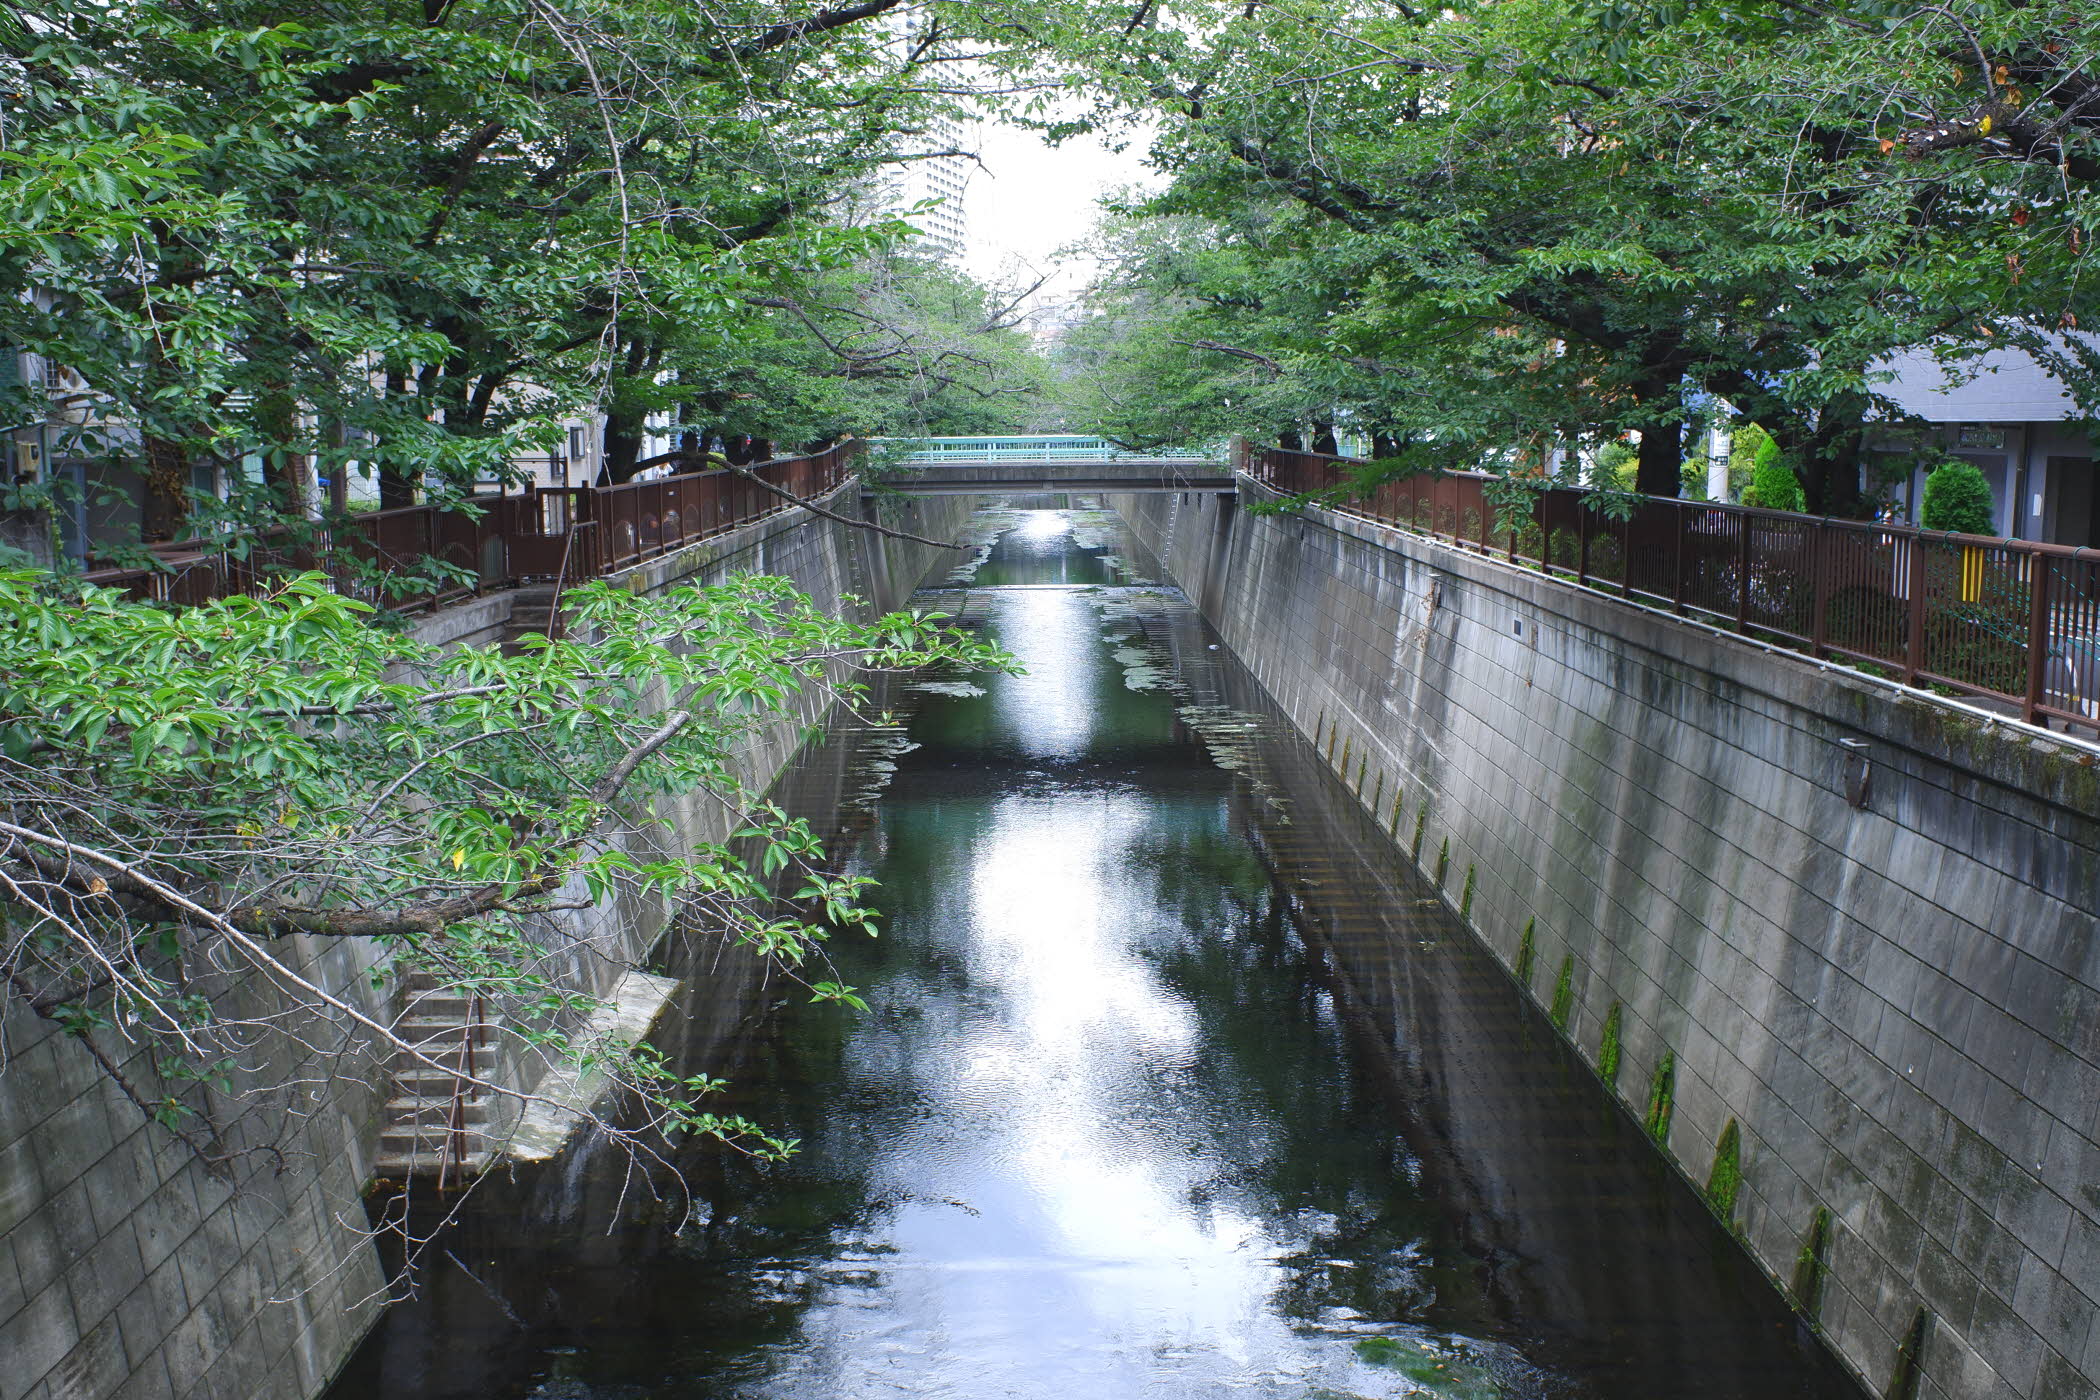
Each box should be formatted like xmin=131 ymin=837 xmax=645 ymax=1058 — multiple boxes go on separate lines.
xmin=79 ymin=440 xmax=861 ymax=612
xmin=1249 ymin=446 xmax=2100 ymax=736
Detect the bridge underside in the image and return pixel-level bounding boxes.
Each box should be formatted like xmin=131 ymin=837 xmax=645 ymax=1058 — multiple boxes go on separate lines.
xmin=870 ymin=460 xmax=1236 ymax=496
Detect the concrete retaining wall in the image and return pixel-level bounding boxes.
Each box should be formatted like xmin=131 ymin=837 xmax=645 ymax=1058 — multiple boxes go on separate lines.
xmin=1115 ymin=485 xmax=2100 ymax=1400
xmin=0 ymin=487 xmax=979 ymax=1400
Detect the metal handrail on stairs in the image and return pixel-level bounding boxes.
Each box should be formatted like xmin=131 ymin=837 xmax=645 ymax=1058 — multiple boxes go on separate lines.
xmin=438 ymin=991 xmax=485 ymax=1191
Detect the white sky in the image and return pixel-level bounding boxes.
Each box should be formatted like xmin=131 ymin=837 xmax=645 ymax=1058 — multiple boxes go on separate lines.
xmin=958 ymin=120 xmax=1159 ymax=319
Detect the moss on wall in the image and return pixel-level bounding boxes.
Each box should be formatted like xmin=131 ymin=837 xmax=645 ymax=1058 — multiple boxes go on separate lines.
xmin=1644 ymin=1051 xmax=1676 ymax=1145
xmin=1598 ymin=1002 xmax=1624 ymax=1088
xmin=1550 ymin=955 xmax=1574 ymax=1032
xmin=1706 ymin=1118 xmax=1743 ymax=1219
xmin=1884 ymin=1308 xmax=1933 ymax=1400
xmin=1792 ymin=1206 xmax=1833 ymax=1324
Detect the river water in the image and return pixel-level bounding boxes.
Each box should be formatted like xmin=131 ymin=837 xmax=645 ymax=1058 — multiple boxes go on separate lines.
xmin=327 ymin=507 xmax=1863 ymax=1400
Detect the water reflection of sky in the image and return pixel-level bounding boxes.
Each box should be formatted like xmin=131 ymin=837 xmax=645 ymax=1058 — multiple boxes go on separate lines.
xmin=766 ymin=782 xmax=1411 ymax=1399
xmin=988 ymin=588 xmax=1102 ymax=760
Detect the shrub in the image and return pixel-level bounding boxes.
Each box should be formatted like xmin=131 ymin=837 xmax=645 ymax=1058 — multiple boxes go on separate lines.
xmin=1920 ymin=459 xmax=1995 ymax=534
xmin=1595 ymin=439 xmax=1638 ymax=489
xmin=1743 ymin=434 xmax=1805 ymax=512
xmin=1726 ymin=421 xmax=1773 ymax=500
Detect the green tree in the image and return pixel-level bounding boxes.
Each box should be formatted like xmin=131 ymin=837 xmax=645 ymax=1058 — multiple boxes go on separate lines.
xmin=0 ymin=569 xmax=1009 ymax=1176
xmin=1921 ymin=460 xmax=1996 ymax=534
xmin=0 ymin=0 xmax=1126 ymax=543
xmin=1052 ymin=0 xmax=2096 ymax=513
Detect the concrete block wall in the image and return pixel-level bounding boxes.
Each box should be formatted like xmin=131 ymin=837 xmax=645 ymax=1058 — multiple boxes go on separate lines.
xmin=0 ymin=935 xmax=392 ymax=1400
xmin=0 ymin=487 xmax=982 ymax=1400
xmin=1114 ymin=486 xmax=2100 ymax=1400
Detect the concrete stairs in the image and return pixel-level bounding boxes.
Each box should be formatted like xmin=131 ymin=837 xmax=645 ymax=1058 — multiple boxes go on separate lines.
xmin=502 ymin=584 xmax=561 ymax=654
xmin=372 ymin=979 xmax=501 ymax=1181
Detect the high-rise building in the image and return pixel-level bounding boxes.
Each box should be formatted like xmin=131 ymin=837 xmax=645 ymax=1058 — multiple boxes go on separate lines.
xmin=877 ymin=111 xmax=975 ymax=263
xmin=863 ymin=13 xmax=975 ymax=264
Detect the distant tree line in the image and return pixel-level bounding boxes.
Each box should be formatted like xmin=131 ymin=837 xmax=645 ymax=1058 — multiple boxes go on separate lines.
xmin=1053 ymin=0 xmax=2099 ymax=517
xmin=0 ymin=0 xmax=1110 ymax=548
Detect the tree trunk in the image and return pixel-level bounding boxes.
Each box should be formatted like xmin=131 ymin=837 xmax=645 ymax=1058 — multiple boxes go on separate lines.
xmin=1634 ymin=418 xmax=1684 ymax=498
xmin=1311 ymin=421 xmax=1339 ymax=455
xmin=1278 ymin=429 xmax=1304 ymax=451
xmin=1370 ymin=431 xmax=1400 ymax=459
xmin=141 ymin=435 xmax=191 ymax=542
xmin=601 ymin=414 xmax=644 ymax=485
xmin=256 ymin=391 xmax=307 ymax=518
xmin=380 ymin=367 xmax=417 ymax=509
xmin=1791 ymin=390 xmax=1870 ymax=518
xmin=723 ymin=435 xmax=756 ymax=466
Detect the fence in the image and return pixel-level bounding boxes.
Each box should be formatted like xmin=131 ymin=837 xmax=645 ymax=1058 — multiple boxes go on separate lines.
xmin=1247 ymin=446 xmax=2100 ymax=736
xmin=80 ymin=441 xmax=860 ymax=612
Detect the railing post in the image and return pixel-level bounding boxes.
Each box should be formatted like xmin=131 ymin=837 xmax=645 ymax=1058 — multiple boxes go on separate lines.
xmin=1904 ymin=537 xmax=1928 ymax=683
xmin=2025 ymin=550 xmax=2052 ymax=725
xmin=1577 ymin=500 xmax=1591 ymax=587
xmin=1735 ymin=512 xmax=1751 ymax=630
xmin=1810 ymin=520 xmax=1831 ymax=658
xmin=1672 ymin=503 xmax=1688 ymax=613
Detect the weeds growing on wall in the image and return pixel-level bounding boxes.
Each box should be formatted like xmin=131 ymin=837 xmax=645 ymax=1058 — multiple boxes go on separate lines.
xmin=1516 ymin=918 xmax=1537 ymax=989
xmin=1550 ymin=956 xmax=1575 ymax=1031
xmin=1706 ymin=1119 xmax=1743 ymax=1219
xmin=1459 ymin=865 xmax=1477 ymax=920
xmin=1598 ymin=1002 xmax=1624 ymax=1087
xmin=1643 ymin=1051 xmax=1677 ymax=1145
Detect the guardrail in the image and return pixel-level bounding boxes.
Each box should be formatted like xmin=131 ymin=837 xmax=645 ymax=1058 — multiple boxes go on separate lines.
xmin=871 ymin=434 xmax=1222 ymax=464
xmin=1248 ymin=446 xmax=2100 ymax=736
xmin=81 ymin=441 xmax=860 ymax=611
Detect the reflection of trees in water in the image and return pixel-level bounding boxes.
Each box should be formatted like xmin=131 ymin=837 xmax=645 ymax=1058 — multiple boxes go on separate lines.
xmin=1125 ymin=819 xmax=1494 ymax=1339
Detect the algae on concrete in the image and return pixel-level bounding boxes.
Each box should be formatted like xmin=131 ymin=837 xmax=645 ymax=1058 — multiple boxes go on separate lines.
xmin=1706 ymin=1118 xmax=1743 ymax=1220
xmin=1598 ymin=1002 xmax=1624 ymax=1087
xmin=1792 ymin=1206 xmax=1833 ymax=1324
xmin=1644 ymin=1051 xmax=1676 ymax=1146
xmin=1549 ymin=956 xmax=1575 ymax=1032
xmin=1883 ymin=1308 xmax=1932 ymax=1400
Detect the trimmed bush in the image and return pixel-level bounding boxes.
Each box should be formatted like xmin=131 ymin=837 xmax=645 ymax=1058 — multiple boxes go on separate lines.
xmin=1743 ymin=434 xmax=1805 ymax=512
xmin=1920 ymin=459 xmax=1995 ymax=534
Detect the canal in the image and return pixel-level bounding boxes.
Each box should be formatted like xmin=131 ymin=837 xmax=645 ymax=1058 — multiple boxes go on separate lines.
xmin=327 ymin=507 xmax=1864 ymax=1400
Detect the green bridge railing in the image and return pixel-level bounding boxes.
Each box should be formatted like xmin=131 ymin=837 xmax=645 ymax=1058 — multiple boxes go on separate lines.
xmin=871 ymin=434 xmax=1222 ymax=464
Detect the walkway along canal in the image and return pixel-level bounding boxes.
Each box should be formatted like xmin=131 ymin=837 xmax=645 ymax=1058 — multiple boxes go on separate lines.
xmin=326 ymin=507 xmax=1865 ymax=1400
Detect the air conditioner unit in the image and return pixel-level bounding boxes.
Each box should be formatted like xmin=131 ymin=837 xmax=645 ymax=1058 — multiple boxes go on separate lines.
xmin=12 ymin=439 xmax=43 ymax=483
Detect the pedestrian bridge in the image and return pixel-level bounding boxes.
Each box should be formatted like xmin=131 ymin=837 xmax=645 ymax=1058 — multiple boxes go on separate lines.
xmin=866 ymin=435 xmax=1235 ymax=495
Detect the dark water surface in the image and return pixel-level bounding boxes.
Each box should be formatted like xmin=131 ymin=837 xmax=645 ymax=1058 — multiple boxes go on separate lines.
xmin=327 ymin=509 xmax=1863 ymax=1400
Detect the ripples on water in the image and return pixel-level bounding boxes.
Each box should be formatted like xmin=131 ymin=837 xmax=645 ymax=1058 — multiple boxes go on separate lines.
xmin=327 ymin=508 xmax=1864 ymax=1400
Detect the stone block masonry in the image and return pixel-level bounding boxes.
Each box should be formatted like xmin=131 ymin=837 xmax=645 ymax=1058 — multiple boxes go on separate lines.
xmin=0 ymin=486 xmax=983 ymax=1400
xmin=1113 ymin=485 xmax=2100 ymax=1400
